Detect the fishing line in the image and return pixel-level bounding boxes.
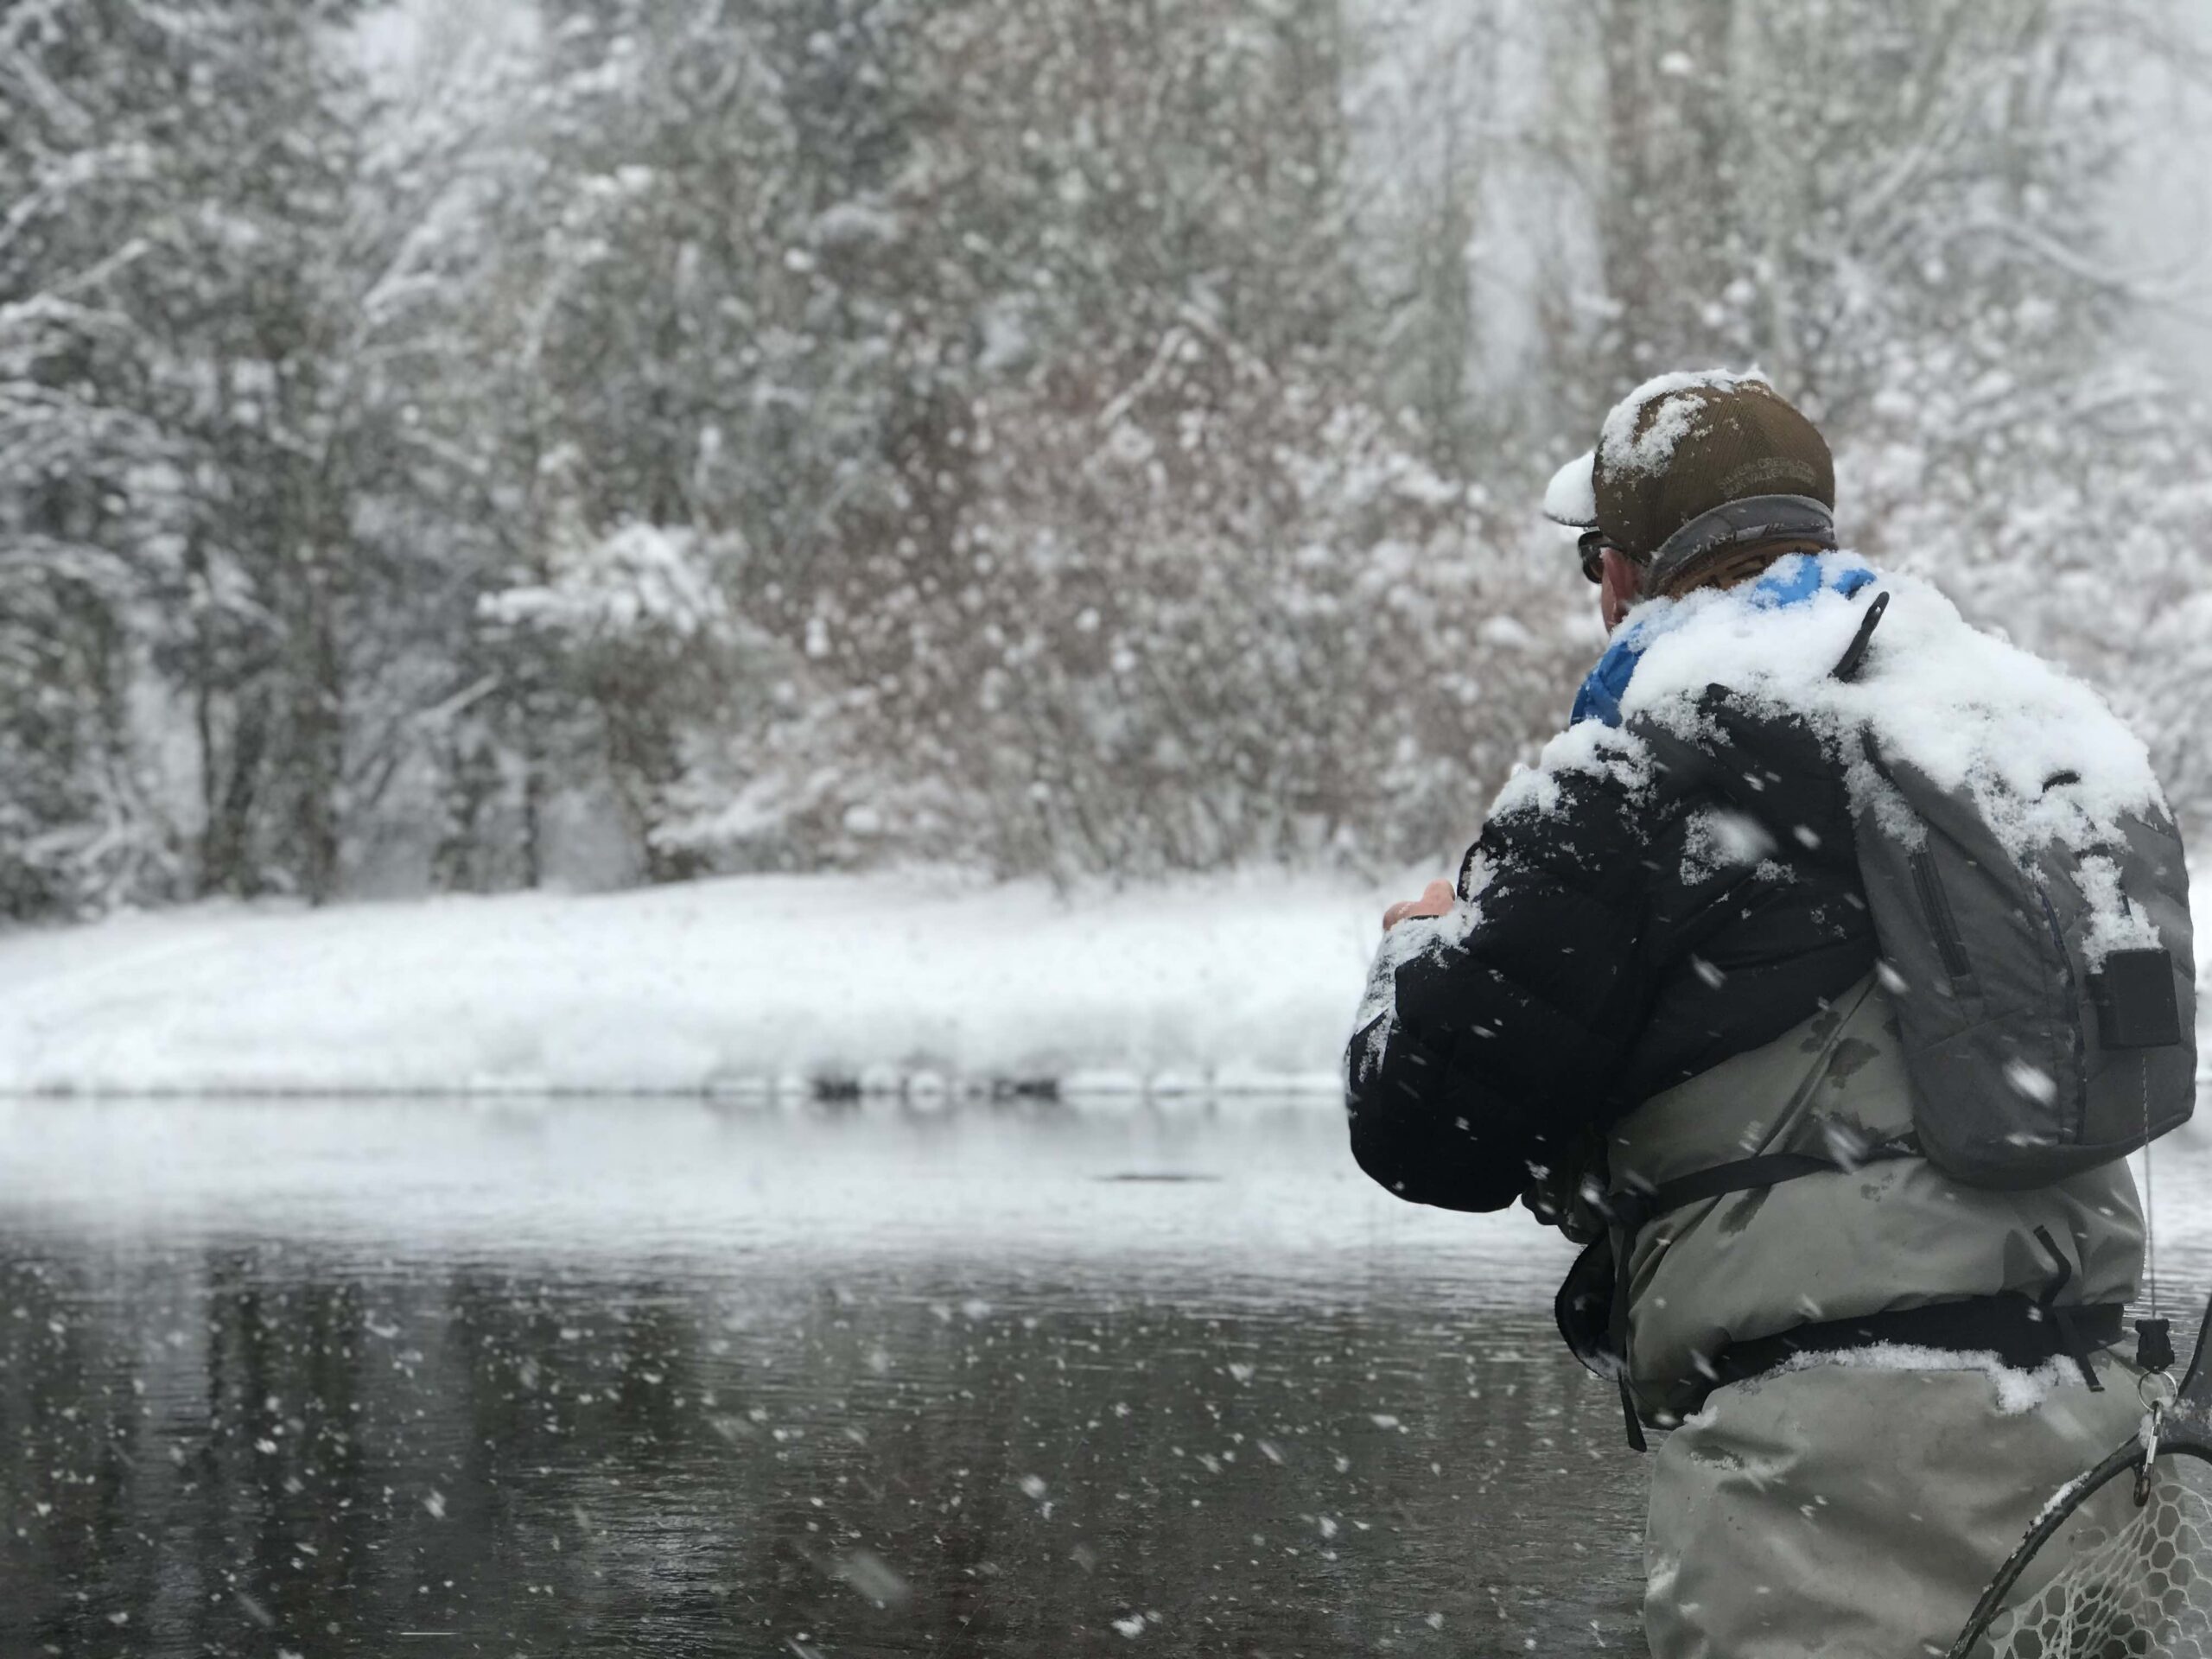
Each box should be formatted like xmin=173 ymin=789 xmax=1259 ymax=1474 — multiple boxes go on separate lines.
xmin=2145 ymin=1062 xmax=2158 ymax=1324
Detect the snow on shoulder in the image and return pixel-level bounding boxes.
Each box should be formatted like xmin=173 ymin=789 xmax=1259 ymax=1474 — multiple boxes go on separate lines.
xmin=1612 ymin=551 xmax=2167 ymax=870
xmin=1478 ymin=550 xmax=2171 ymax=966
xmin=1489 ymin=718 xmax=1656 ymax=823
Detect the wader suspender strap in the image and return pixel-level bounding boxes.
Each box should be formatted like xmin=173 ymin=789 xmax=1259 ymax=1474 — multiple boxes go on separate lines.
xmin=2031 ymin=1224 xmax=2106 ymax=1393
xmin=1605 ymin=1140 xmax=1923 ymax=1452
xmin=1607 ymin=589 xmax=1905 ymax=1451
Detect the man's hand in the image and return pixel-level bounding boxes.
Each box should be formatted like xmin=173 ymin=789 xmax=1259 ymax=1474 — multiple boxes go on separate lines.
xmin=1521 ymin=1128 xmax=1610 ymax=1243
xmin=1382 ymin=879 xmax=1456 ymax=931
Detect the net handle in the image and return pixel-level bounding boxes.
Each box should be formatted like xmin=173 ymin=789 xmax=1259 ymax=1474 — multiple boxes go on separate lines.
xmin=1946 ymin=1440 xmax=2145 ymax=1658
xmin=1949 ymin=1300 xmax=2212 ymax=1656
xmin=1948 ymin=1433 xmax=2212 ymax=1656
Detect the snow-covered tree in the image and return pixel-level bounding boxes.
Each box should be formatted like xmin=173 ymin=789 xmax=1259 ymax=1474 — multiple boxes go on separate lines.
xmin=6 ymin=0 xmax=2209 ymax=910
xmin=480 ymin=512 xmax=778 ymax=882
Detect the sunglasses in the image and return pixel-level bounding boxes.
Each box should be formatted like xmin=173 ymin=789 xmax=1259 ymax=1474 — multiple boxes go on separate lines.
xmin=1578 ymin=531 xmax=1649 ymax=584
xmin=1578 ymin=530 xmax=1611 ymax=584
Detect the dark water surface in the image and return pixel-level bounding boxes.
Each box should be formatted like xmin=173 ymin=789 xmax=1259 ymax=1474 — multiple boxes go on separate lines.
xmin=3 ymin=1102 xmax=2209 ymax=1658
xmin=0 ymin=1100 xmax=1648 ymax=1658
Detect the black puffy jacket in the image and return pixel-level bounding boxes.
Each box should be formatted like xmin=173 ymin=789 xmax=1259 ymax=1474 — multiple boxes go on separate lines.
xmin=1346 ymin=690 xmax=1877 ymax=1213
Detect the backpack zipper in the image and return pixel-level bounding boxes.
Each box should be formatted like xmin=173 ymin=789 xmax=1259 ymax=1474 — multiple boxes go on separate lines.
xmin=1910 ymin=846 xmax=1975 ymax=992
xmin=2031 ymin=881 xmax=2089 ymax=1141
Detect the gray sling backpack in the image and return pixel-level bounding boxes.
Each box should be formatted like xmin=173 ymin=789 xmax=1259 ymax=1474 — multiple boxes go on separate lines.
xmin=1835 ymin=594 xmax=2196 ymax=1189
xmin=1637 ymin=589 xmax=2196 ymax=1189
xmin=1570 ymin=588 xmax=2195 ymax=1449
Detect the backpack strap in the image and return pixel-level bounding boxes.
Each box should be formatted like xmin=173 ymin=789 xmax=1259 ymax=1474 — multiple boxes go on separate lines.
xmin=1832 ymin=588 xmax=1890 ymax=682
xmin=1632 ymin=583 xmax=1889 ymax=824
xmin=1608 ymin=1147 xmax=1904 ymax=1231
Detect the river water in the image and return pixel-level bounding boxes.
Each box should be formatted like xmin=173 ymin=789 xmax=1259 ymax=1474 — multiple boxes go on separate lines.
xmin=1 ymin=1099 xmax=2208 ymax=1657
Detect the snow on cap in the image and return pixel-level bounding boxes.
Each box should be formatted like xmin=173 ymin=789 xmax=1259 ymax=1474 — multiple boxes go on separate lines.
xmin=1543 ymin=450 xmax=1599 ymax=528
xmin=1590 ymin=368 xmax=1832 ymax=563
xmin=1598 ymin=366 xmax=1772 ymax=479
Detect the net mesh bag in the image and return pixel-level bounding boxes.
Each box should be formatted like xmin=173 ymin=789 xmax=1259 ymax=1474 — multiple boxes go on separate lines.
xmin=1976 ymin=1450 xmax=2212 ymax=1658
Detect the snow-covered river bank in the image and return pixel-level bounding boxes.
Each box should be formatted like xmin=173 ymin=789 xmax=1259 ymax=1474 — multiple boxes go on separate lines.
xmin=2 ymin=867 xmax=2208 ymax=1101
xmin=0 ymin=872 xmax=1401 ymax=1096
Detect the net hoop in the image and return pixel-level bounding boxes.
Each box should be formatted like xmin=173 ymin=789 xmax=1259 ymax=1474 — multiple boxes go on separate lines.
xmin=1947 ymin=1299 xmax=2212 ymax=1658
xmin=1943 ymin=1437 xmax=2212 ymax=1657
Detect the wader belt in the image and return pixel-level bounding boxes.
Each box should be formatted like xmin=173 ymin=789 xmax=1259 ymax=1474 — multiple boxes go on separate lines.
xmin=1706 ymin=1294 xmax=2125 ymax=1395
xmin=1602 ymin=1144 xmax=2113 ymax=1449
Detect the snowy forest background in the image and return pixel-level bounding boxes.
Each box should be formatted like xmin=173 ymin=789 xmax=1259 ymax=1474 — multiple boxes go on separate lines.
xmin=10 ymin=0 xmax=2212 ymax=920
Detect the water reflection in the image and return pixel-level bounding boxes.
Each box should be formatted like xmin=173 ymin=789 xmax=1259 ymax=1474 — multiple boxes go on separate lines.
xmin=1 ymin=1101 xmax=2206 ymax=1656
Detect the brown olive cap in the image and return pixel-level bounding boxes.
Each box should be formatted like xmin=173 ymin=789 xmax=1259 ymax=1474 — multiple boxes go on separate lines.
xmin=1592 ymin=374 xmax=1834 ymax=562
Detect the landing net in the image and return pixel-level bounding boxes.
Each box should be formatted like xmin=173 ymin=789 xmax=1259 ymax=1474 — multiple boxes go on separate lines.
xmin=1976 ymin=1450 xmax=2212 ymax=1658
xmin=1953 ymin=1294 xmax=2212 ymax=1659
